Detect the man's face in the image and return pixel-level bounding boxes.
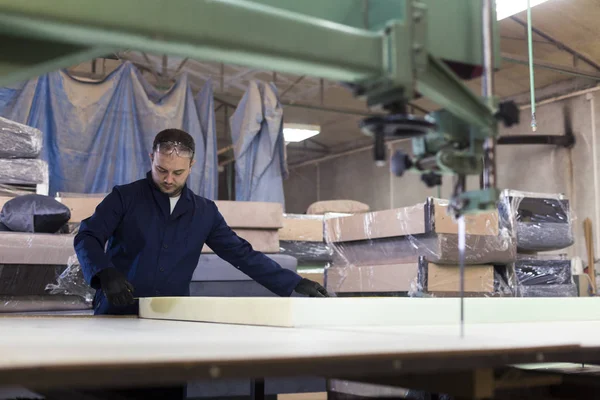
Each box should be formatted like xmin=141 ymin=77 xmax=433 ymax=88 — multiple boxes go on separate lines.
xmin=150 ymin=151 xmax=195 ymax=197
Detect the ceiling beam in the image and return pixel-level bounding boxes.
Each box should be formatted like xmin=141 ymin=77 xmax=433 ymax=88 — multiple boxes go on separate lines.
xmin=510 ymin=16 xmax=600 ymax=72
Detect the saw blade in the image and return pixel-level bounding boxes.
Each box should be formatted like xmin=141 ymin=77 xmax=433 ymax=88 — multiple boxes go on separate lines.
xmin=458 ymin=215 xmax=466 ymax=338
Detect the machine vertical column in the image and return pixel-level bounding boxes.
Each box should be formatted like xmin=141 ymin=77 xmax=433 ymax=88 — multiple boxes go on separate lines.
xmin=481 ymin=0 xmax=497 ymax=190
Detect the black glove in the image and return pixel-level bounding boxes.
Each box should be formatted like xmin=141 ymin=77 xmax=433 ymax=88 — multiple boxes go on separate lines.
xmin=96 ymin=268 xmax=135 ymax=306
xmin=294 ymin=278 xmax=330 ymax=297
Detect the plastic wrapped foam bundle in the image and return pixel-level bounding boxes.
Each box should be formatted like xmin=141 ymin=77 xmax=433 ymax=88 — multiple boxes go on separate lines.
xmin=0 ymin=116 xmax=43 ymax=159
xmin=324 ymin=197 xmax=516 ymax=266
xmin=323 ymin=198 xmax=517 ymax=297
xmin=508 ymin=254 xmax=578 ymax=297
xmin=278 ymin=214 xmax=332 ymax=263
xmin=498 ymin=189 xmax=574 ymax=252
xmin=324 ymin=256 xmax=512 ymax=297
xmin=0 ymin=159 xmax=49 ymax=185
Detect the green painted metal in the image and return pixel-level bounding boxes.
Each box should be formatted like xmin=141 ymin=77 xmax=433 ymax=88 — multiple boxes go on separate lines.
xmin=0 ymin=0 xmax=384 ymax=85
xmin=247 ymin=0 xmax=500 ymax=69
xmin=0 ymin=34 xmax=113 ymax=84
xmin=418 ymin=56 xmax=496 ymax=132
xmin=0 ymin=0 xmax=502 ymax=214
xmin=245 ymin=0 xmax=368 ymax=30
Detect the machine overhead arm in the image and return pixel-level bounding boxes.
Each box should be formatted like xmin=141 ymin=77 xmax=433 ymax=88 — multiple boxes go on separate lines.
xmin=0 ymin=0 xmax=514 ymax=215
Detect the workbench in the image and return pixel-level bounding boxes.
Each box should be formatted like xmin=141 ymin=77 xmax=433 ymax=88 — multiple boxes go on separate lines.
xmin=3 ymin=297 xmax=600 ymax=399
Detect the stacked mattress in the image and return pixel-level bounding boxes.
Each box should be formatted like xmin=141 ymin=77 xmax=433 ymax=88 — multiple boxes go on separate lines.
xmin=0 ymin=117 xmax=48 ymax=195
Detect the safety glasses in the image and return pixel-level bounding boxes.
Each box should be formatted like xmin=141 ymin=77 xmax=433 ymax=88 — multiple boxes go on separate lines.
xmin=155 ymin=141 xmax=194 ymax=158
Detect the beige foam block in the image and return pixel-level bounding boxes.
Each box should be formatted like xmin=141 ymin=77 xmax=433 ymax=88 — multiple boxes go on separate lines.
xmin=138 ymin=296 xmax=600 ymax=328
xmin=59 ymin=197 xmax=104 ymax=222
xmin=306 ymin=200 xmax=369 ymax=215
xmin=1 ymin=196 xmax=283 ymax=228
xmin=298 ymin=270 xmax=324 ymax=286
xmin=203 ymin=229 xmax=279 ymax=254
xmin=324 ymin=204 xmax=426 ymax=243
xmin=215 ymin=200 xmax=283 ymax=228
xmin=279 ymin=215 xmax=323 ymax=242
xmin=427 ymin=263 xmax=495 ymax=293
xmin=325 ymin=263 xmax=418 ymax=293
xmin=0 ymin=196 xmax=12 ymax=210
xmin=0 ymin=232 xmax=74 ymax=265
xmin=324 ymin=199 xmax=499 ymax=244
xmin=433 ymin=200 xmax=499 ymax=236
xmin=56 ymin=197 xmax=283 ymax=228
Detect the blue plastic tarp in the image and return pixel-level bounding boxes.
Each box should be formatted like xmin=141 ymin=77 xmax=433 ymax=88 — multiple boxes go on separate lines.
xmin=0 ymin=62 xmax=218 ymax=198
xmin=229 ymin=81 xmax=288 ymax=207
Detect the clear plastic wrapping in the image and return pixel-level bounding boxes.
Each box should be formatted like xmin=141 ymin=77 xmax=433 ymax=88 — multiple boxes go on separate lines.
xmin=323 ymin=198 xmax=517 ymax=297
xmin=0 ymin=232 xmax=74 ymax=265
xmin=0 ymin=263 xmax=65 ymax=296
xmin=324 ymin=198 xmax=515 ymax=263
xmin=508 ymin=254 xmax=578 ymax=297
xmin=325 ymin=256 xmax=511 ymax=297
xmin=46 ymin=254 xmax=95 ymax=303
xmin=0 ymin=295 xmax=92 ymax=313
xmin=498 ymin=189 xmax=574 ymax=252
xmin=0 ymin=116 xmax=43 ymax=159
xmin=278 ymin=214 xmax=333 ymax=263
xmin=0 ymin=159 xmax=49 ymax=185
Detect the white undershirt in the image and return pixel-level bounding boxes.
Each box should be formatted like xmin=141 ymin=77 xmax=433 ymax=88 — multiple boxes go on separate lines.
xmin=169 ymin=195 xmax=181 ymax=214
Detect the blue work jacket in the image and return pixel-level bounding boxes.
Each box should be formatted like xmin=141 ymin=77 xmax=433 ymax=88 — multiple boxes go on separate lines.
xmin=74 ymin=172 xmax=302 ymax=315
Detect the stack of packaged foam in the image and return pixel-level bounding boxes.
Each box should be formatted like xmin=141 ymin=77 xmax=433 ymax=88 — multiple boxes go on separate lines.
xmin=189 ymin=200 xmax=299 ymax=297
xmin=0 ymin=231 xmax=91 ymax=313
xmin=498 ymin=190 xmax=578 ymax=297
xmin=323 ymin=198 xmax=516 ymax=297
xmin=278 ymin=200 xmax=370 ymax=286
xmin=0 ymin=117 xmax=48 ymax=195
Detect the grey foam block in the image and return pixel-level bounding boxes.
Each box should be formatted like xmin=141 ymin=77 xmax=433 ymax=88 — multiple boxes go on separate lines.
xmin=191 ymin=254 xmax=297 ymax=281
xmin=187 ymin=377 xmax=326 ymax=398
xmin=0 ymin=159 xmax=48 ymax=185
xmin=190 ymin=281 xmax=283 ymax=297
xmin=517 ymin=284 xmax=578 ymax=297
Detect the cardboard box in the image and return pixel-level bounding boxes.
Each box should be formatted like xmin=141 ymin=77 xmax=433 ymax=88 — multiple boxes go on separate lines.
xmin=324 ymin=198 xmax=499 ymax=244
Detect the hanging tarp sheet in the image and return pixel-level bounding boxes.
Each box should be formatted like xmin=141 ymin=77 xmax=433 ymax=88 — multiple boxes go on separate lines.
xmin=0 ymin=62 xmax=218 ymax=198
xmin=230 ymin=81 xmax=288 ymax=207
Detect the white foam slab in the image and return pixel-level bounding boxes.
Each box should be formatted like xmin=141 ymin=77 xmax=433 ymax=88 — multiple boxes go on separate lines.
xmin=138 ymin=297 xmax=600 ymax=328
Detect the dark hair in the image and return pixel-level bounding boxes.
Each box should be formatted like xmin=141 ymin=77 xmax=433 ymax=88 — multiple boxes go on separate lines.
xmin=152 ymin=129 xmax=195 ymax=156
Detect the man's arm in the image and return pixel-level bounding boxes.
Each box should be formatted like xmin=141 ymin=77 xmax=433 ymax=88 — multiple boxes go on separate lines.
xmin=205 ymin=201 xmax=303 ymax=297
xmin=74 ymin=187 xmax=126 ymax=289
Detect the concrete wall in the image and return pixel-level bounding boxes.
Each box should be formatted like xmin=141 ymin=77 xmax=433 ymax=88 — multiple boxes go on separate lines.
xmin=284 ymin=87 xmax=600 ymax=260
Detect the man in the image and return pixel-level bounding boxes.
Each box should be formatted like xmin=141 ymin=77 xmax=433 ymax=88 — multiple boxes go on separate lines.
xmin=75 ymin=128 xmax=329 ymax=316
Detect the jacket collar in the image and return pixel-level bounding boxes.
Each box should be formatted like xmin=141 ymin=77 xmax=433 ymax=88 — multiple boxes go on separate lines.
xmin=145 ymin=171 xmax=194 ymax=219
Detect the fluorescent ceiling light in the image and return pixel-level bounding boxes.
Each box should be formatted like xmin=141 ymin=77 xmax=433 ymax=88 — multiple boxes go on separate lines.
xmin=283 ymin=123 xmax=320 ymax=143
xmin=496 ymin=0 xmax=550 ymax=20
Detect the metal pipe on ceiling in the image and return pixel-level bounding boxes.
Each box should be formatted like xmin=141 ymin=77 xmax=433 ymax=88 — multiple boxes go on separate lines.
xmin=289 ymin=137 xmax=411 ymax=169
xmin=502 ymin=53 xmax=600 ymax=81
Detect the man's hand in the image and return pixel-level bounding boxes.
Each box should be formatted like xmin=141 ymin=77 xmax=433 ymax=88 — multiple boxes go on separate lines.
xmin=97 ymin=268 xmax=135 ymax=306
xmin=294 ymin=278 xmax=330 ymax=297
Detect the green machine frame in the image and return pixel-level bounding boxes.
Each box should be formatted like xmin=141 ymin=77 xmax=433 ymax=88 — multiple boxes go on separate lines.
xmin=0 ymin=0 xmax=514 ymax=215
